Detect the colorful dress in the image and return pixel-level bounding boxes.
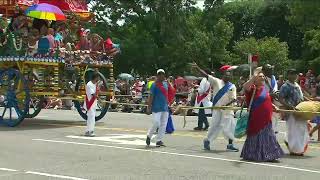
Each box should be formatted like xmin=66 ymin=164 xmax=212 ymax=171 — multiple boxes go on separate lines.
xmin=241 ymin=85 xmax=284 ymax=162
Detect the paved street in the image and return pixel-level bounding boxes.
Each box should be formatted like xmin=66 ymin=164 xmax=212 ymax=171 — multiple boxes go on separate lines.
xmin=1 ymin=109 xmax=320 ymax=180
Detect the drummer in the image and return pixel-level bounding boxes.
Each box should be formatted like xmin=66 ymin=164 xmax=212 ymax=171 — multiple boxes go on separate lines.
xmin=279 ymin=69 xmax=309 ymax=156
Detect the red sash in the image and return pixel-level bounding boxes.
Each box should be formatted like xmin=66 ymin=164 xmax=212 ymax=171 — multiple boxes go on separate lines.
xmin=196 ymin=88 xmax=210 ymax=104
xmin=85 ymin=84 xmax=99 ymax=111
xmin=156 ymin=82 xmax=176 ymax=105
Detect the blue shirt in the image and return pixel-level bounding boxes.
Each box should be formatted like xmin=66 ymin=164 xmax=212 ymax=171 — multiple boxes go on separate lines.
xmin=150 ymin=82 xmax=169 ymax=112
xmin=279 ymin=81 xmax=303 ymax=107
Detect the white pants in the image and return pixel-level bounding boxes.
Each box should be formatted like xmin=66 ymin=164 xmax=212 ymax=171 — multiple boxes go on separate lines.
xmin=272 ymin=112 xmax=280 ymax=132
xmin=206 ymin=110 xmax=236 ymax=143
xmin=286 ymin=114 xmax=309 ymax=153
xmin=86 ymin=108 xmax=96 ymax=132
xmin=147 ymin=112 xmax=169 ymax=142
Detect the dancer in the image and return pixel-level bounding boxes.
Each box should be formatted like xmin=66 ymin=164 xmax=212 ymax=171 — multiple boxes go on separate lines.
xmin=146 ymin=69 xmax=175 ymax=147
xmin=192 ymin=63 xmax=238 ymax=152
xmin=194 ymin=76 xmax=211 ymax=131
xmin=262 ymin=64 xmax=280 ymax=133
xmin=241 ymin=71 xmax=284 ymax=162
xmin=84 ymin=72 xmax=100 ymax=137
xmin=279 ymin=69 xmax=309 ymax=156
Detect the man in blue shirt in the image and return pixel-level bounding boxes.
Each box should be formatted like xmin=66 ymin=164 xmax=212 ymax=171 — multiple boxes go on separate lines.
xmin=146 ymin=69 xmax=169 ymax=147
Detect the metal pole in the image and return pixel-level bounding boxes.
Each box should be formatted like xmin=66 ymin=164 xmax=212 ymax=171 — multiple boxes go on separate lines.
xmin=248 ymin=53 xmax=252 ymax=78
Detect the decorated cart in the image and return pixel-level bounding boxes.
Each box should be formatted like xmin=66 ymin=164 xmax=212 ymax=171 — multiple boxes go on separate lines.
xmin=0 ymin=0 xmax=120 ymax=127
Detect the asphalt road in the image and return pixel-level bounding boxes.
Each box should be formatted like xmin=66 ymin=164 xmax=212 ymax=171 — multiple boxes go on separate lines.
xmin=1 ymin=109 xmax=320 ymax=180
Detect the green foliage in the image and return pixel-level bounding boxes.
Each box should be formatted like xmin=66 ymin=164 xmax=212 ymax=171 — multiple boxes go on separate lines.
xmin=88 ymin=0 xmax=320 ymax=76
xmin=233 ymin=37 xmax=290 ymax=73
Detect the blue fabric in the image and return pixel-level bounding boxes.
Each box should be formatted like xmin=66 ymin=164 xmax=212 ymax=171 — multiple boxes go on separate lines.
xmin=212 ymin=82 xmax=233 ymax=106
xmin=311 ymin=116 xmax=320 ymax=125
xmin=279 ymin=82 xmax=303 ymax=107
xmin=251 ymin=86 xmax=267 ymax=110
xmin=235 ymin=111 xmax=249 ymax=138
xmin=241 ymin=123 xmax=284 ymax=162
xmin=166 ymin=109 xmax=175 ymax=134
xmin=271 ymin=75 xmax=276 ymax=90
xmin=150 ymin=82 xmax=169 ymax=112
xmin=38 ymin=37 xmax=50 ymax=55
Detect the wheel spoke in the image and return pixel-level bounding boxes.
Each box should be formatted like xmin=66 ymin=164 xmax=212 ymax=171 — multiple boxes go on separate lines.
xmin=9 ymin=107 xmax=12 ymax=120
xmin=13 ymin=106 xmax=21 ymax=118
xmin=1 ymin=107 xmax=7 ymax=117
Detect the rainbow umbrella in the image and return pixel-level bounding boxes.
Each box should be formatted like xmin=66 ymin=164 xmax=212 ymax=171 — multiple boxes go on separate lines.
xmin=25 ymin=3 xmax=66 ymax=21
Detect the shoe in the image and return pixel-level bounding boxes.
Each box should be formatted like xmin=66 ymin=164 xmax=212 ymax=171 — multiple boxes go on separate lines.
xmin=227 ymin=144 xmax=239 ymax=152
xmin=290 ymin=152 xmax=304 ymax=156
xmin=89 ymin=131 xmax=95 ymax=137
xmin=146 ymin=136 xmax=151 ymax=146
xmin=193 ymin=127 xmax=203 ymax=131
xmin=156 ymin=141 xmax=165 ymax=147
xmin=203 ymin=126 xmax=209 ymax=131
xmin=84 ymin=131 xmax=90 ymax=137
xmin=203 ymin=139 xmax=210 ymax=150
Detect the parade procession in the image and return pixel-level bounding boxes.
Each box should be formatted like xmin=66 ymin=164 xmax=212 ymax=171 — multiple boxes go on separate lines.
xmin=1 ymin=1 xmax=320 ymax=180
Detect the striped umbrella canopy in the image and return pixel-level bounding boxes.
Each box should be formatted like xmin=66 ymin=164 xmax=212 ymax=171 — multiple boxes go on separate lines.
xmin=25 ymin=3 xmax=66 ymax=21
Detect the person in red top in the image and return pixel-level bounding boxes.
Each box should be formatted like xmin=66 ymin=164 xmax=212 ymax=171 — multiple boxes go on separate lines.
xmin=241 ymin=71 xmax=284 ymax=162
xmin=298 ymin=73 xmax=306 ymax=90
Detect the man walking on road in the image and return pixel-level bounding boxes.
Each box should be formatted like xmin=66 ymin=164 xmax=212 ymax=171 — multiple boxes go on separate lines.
xmin=192 ymin=63 xmax=239 ymax=152
xmin=84 ymin=72 xmax=100 ymax=137
xmin=146 ymin=69 xmax=175 ymax=147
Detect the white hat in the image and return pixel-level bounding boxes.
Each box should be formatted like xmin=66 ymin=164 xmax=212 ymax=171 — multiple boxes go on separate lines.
xmin=157 ymin=69 xmax=165 ymax=74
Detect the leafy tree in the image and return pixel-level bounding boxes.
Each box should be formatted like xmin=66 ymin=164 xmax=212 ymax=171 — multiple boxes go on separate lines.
xmin=233 ymin=37 xmax=290 ymax=74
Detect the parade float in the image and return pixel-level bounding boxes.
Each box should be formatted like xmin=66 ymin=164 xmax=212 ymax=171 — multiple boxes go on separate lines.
xmin=0 ymin=0 xmax=120 ymax=126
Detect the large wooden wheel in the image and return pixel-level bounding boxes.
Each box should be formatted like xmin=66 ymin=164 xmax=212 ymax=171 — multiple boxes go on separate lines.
xmin=0 ymin=69 xmax=30 ymax=127
xmin=74 ymin=68 xmax=110 ymax=122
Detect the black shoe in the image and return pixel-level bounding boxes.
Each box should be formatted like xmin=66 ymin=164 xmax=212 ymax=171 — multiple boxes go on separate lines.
xmin=194 ymin=127 xmax=203 ymax=131
xmin=146 ymin=136 xmax=151 ymax=146
xmin=227 ymin=144 xmax=239 ymax=152
xmin=156 ymin=141 xmax=165 ymax=147
xmin=203 ymin=126 xmax=209 ymax=131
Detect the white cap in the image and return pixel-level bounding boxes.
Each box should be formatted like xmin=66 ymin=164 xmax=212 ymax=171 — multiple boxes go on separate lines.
xmin=157 ymin=69 xmax=165 ymax=74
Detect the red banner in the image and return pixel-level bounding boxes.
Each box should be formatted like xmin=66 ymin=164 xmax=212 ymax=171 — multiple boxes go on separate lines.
xmin=39 ymin=0 xmax=89 ymax=13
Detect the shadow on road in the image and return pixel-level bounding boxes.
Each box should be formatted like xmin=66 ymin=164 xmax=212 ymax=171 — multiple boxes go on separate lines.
xmin=0 ymin=119 xmax=104 ymax=131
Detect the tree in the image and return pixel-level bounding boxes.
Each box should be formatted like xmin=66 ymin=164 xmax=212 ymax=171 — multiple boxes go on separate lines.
xmin=302 ymin=29 xmax=320 ymax=74
xmin=287 ymin=0 xmax=320 ymax=32
xmin=233 ymin=37 xmax=290 ymax=74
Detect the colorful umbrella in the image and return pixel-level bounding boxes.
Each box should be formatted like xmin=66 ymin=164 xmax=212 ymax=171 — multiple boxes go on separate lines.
xmin=25 ymin=3 xmax=66 ymax=21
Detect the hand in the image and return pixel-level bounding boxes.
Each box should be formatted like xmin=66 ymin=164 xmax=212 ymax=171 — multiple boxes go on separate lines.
xmin=273 ymin=105 xmax=279 ymax=112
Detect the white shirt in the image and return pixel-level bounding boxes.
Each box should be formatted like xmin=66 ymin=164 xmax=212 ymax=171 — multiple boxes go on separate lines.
xmin=265 ymin=76 xmax=278 ymax=93
xmin=208 ymin=75 xmax=236 ymax=107
xmin=194 ymin=78 xmax=212 ymax=114
xmin=85 ymin=81 xmax=97 ymax=110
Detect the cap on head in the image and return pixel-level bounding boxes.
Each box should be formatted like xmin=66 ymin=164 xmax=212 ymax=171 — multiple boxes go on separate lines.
xmin=157 ymin=69 xmax=165 ymax=75
xmin=287 ymin=69 xmax=297 ymax=75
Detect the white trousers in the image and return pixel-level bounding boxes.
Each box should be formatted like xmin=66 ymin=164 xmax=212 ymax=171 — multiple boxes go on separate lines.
xmin=147 ymin=112 xmax=169 ymax=142
xmin=272 ymin=112 xmax=280 ymax=132
xmin=286 ymin=114 xmax=309 ymax=153
xmin=86 ymin=108 xmax=96 ymax=132
xmin=206 ymin=110 xmax=236 ymax=143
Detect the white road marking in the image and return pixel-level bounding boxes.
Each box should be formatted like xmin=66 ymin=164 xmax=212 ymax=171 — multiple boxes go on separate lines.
xmin=34 ymin=115 xmax=49 ymax=118
xmin=67 ymin=134 xmax=154 ymax=146
xmin=33 ymin=138 xmax=320 ymax=174
xmin=25 ymin=171 xmax=88 ymax=180
xmin=0 ymin=168 xmax=18 ymax=172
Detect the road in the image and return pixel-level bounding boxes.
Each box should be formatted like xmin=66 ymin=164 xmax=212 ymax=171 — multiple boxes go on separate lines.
xmin=1 ymin=109 xmax=320 ymax=180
